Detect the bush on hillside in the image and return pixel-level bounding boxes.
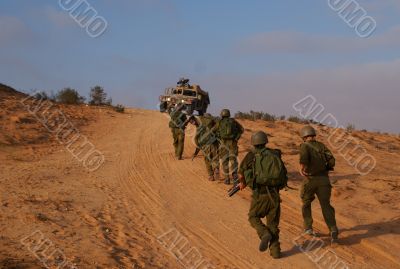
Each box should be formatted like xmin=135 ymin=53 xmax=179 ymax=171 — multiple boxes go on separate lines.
xmin=235 ymin=111 xmax=277 ymax=122
xmin=56 ymin=88 xmax=85 ymax=104
xmin=89 ymin=86 xmax=111 ymax=106
xmin=287 ymin=116 xmax=309 ymax=124
xmin=113 ymin=104 xmax=125 ymax=113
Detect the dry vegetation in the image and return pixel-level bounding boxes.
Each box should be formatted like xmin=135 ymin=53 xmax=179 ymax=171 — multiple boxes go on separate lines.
xmin=1 ymin=84 xmax=400 ymax=268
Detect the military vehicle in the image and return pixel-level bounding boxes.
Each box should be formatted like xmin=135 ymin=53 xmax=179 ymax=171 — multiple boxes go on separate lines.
xmin=159 ymin=78 xmax=210 ymax=115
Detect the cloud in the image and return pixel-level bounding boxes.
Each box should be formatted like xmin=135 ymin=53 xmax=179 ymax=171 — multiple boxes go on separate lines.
xmin=199 ymin=58 xmax=400 ymax=133
xmin=362 ymin=0 xmax=400 ymax=12
xmin=43 ymin=7 xmax=76 ymax=28
xmin=237 ymin=26 xmax=400 ymax=54
xmin=0 ymin=16 xmax=34 ymax=47
xmin=101 ymin=0 xmax=177 ymax=14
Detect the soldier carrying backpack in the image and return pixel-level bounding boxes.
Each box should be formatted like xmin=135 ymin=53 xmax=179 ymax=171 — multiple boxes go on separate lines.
xmin=215 ymin=109 xmax=244 ymax=185
xmin=190 ymin=113 xmax=220 ymax=181
xmin=299 ymin=125 xmax=339 ymax=244
xmin=237 ymin=131 xmax=288 ymax=259
xmin=169 ymin=104 xmax=188 ymax=160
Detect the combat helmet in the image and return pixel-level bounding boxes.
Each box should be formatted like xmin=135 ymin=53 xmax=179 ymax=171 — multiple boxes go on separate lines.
xmin=251 ymin=131 xmax=269 ymax=146
xmin=300 ymin=125 xmax=317 ymax=138
xmin=220 ymin=109 xmax=231 ymax=118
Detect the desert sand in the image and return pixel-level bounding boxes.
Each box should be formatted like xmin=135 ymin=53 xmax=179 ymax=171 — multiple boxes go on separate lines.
xmin=1 ymin=89 xmax=400 ymax=269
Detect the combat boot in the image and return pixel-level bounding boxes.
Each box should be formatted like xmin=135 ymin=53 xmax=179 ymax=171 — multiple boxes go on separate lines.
xmin=208 ymin=175 xmax=215 ymax=181
xmin=304 ymin=229 xmax=317 ymax=237
xmin=214 ymin=168 xmax=220 ymax=179
xmin=331 ymin=229 xmax=339 ymax=245
xmin=270 ymin=249 xmax=281 ymax=259
xmin=232 ymin=173 xmax=239 ymax=186
xmin=259 ymin=232 xmax=272 ymax=252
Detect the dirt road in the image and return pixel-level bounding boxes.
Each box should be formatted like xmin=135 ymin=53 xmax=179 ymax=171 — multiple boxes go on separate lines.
xmin=1 ymin=108 xmax=399 ymax=268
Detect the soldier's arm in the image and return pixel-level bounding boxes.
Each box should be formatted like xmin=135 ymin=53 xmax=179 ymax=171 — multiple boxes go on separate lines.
xmin=235 ymin=120 xmax=244 ymax=140
xmin=238 ymin=152 xmax=254 ymax=189
xmin=299 ymin=143 xmax=310 ymax=176
xmin=210 ymin=119 xmax=220 ymax=136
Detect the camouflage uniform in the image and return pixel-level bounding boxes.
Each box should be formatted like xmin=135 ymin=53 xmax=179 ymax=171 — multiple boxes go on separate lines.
xmin=169 ymin=109 xmax=187 ymax=159
xmin=195 ymin=116 xmax=219 ymax=177
xmin=299 ymin=141 xmax=338 ymax=233
xmin=216 ymin=118 xmax=244 ymax=181
xmin=239 ymin=148 xmax=282 ymax=257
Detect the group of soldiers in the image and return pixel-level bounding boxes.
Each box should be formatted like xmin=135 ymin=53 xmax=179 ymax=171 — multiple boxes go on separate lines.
xmin=168 ymin=105 xmax=338 ymax=259
xmin=169 ymin=105 xmax=244 ymax=184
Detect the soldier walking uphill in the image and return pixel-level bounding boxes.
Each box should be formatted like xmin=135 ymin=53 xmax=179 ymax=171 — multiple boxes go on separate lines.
xmin=299 ymin=126 xmax=339 ymax=243
xmin=237 ymin=131 xmax=288 ymax=259
xmin=169 ymin=105 xmax=188 ymax=160
xmin=215 ymin=109 xmax=244 ymax=185
xmin=189 ymin=113 xmax=220 ymax=181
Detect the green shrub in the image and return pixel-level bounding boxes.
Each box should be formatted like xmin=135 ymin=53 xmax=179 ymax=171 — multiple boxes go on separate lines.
xmin=33 ymin=91 xmax=50 ymax=100
xmin=89 ymin=86 xmax=110 ymax=106
xmin=287 ymin=116 xmax=309 ymax=124
xmin=346 ymin=124 xmax=356 ymax=132
xmin=114 ymin=104 xmax=125 ymax=113
xmin=56 ymin=88 xmax=85 ymax=104
xmin=235 ymin=111 xmax=276 ymax=122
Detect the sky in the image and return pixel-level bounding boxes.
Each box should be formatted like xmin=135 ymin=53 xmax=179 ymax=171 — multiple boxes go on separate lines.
xmin=0 ymin=0 xmax=399 ymax=132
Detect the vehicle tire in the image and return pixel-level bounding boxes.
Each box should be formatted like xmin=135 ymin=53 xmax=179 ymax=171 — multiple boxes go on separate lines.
xmin=185 ymin=105 xmax=193 ymax=115
xmin=159 ymin=102 xmax=167 ymax=113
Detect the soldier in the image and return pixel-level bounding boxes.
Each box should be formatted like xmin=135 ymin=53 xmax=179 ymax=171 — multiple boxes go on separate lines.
xmin=299 ymin=125 xmax=339 ymax=243
xmin=215 ymin=109 xmax=244 ymax=185
xmin=190 ymin=113 xmax=219 ymax=181
xmin=169 ymin=104 xmax=188 ymax=160
xmin=206 ymin=113 xmax=221 ymax=178
xmin=237 ymin=131 xmax=287 ymax=259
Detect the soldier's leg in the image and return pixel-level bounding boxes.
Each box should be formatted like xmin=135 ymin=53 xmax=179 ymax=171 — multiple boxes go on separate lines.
xmin=301 ymin=180 xmax=316 ymax=231
xmin=203 ymin=146 xmax=214 ymax=178
xmin=211 ymin=143 xmax=220 ymax=179
xmin=248 ymin=194 xmax=269 ymax=238
xmin=171 ymin=129 xmax=179 ymax=156
xmin=176 ymin=130 xmax=185 ymax=159
xmin=316 ymin=184 xmax=338 ymax=232
xmin=209 ymin=144 xmax=217 ymax=169
xmin=220 ymin=141 xmax=230 ymax=180
xmin=266 ymin=194 xmax=281 ymax=258
xmin=229 ymin=140 xmax=239 ymax=182
xmin=217 ymin=141 xmax=223 ymax=176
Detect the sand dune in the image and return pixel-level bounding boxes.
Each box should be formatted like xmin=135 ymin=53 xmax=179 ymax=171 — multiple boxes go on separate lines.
xmin=1 ymin=93 xmax=400 ymax=268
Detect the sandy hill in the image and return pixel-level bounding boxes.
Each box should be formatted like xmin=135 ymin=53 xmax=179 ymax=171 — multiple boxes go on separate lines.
xmin=1 ymin=101 xmax=399 ymax=268
xmin=0 ymin=83 xmax=27 ymax=98
xmin=0 ymin=84 xmax=101 ymax=148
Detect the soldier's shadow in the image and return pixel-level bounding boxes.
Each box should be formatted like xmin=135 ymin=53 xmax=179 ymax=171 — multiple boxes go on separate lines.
xmin=282 ymin=237 xmax=328 ymax=258
xmin=339 ymin=218 xmax=400 ymax=246
xmin=330 ymin=173 xmax=360 ymax=183
xmin=287 ymin=171 xmax=303 ymax=183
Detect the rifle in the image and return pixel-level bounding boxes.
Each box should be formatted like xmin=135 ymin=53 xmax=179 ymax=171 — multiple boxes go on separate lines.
xmin=228 ymin=182 xmax=297 ymax=197
xmin=227 ymin=183 xmax=240 ymax=197
xmin=181 ymin=115 xmax=194 ymax=128
xmin=192 ymin=147 xmax=201 ymax=161
xmin=284 ymin=184 xmax=298 ymax=191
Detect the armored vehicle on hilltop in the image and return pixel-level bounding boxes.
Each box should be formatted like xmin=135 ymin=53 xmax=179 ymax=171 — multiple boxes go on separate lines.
xmin=159 ymin=78 xmax=210 ymax=115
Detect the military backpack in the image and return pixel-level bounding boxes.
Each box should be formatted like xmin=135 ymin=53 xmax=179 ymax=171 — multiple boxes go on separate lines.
xmin=169 ymin=110 xmax=186 ymax=129
xmin=219 ymin=118 xmax=239 ymax=140
xmin=252 ymin=148 xmax=288 ymax=189
xmin=304 ymin=141 xmax=335 ymax=173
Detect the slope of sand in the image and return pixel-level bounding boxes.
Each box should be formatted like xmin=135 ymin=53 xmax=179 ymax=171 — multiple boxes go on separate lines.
xmin=1 ymin=106 xmax=400 ymax=268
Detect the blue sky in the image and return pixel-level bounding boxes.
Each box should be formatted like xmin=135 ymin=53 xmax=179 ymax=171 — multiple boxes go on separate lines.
xmin=1 ymin=0 xmax=399 ymax=132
